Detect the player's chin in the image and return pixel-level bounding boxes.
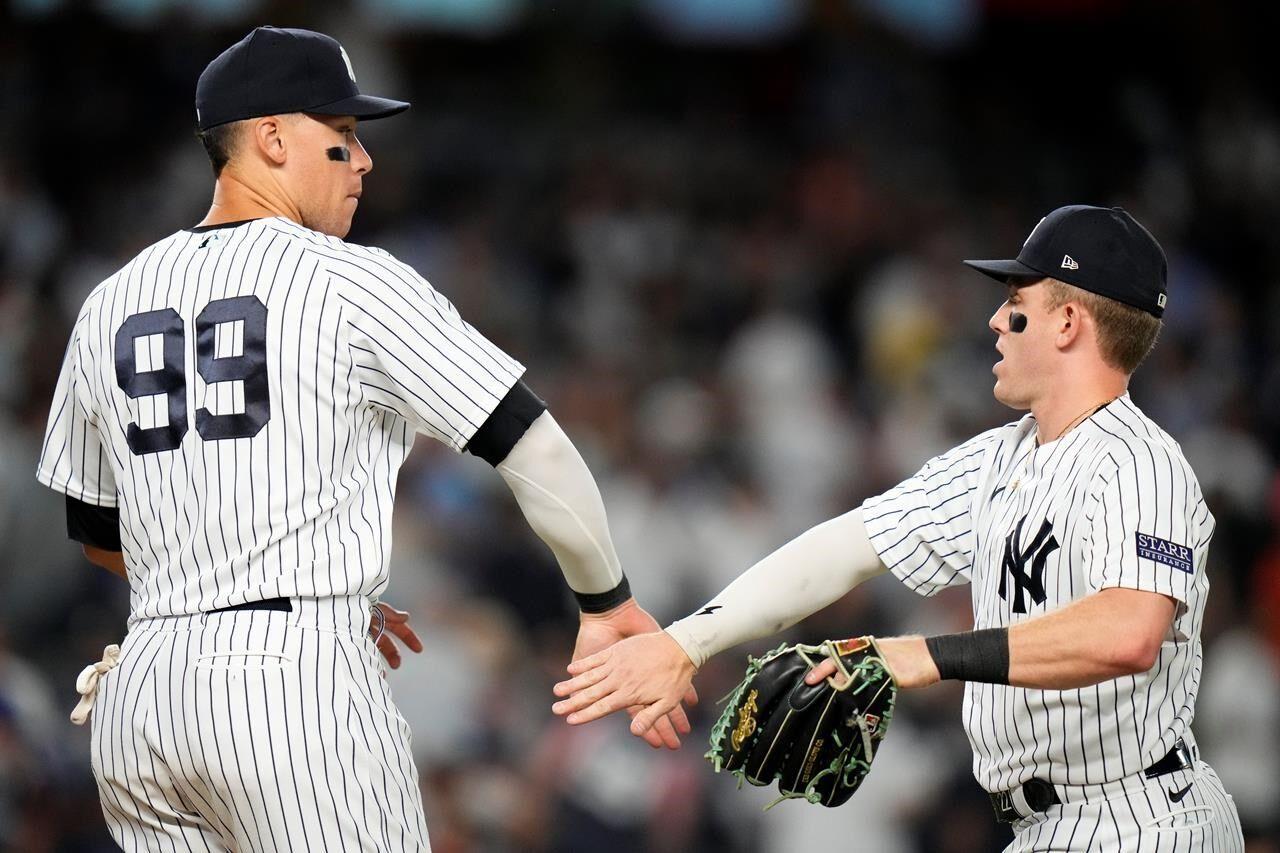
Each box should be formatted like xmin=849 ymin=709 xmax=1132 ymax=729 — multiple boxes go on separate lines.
xmin=991 ymin=375 xmax=1016 ymax=407
xmin=325 ymin=210 xmax=356 ymax=239
xmin=992 ymin=380 xmax=1030 ymax=411
xmin=338 ymin=198 xmax=360 ymax=235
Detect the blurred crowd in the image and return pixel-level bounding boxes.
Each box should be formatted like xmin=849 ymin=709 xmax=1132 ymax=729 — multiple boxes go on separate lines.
xmin=1 ymin=2 xmax=1277 ymax=851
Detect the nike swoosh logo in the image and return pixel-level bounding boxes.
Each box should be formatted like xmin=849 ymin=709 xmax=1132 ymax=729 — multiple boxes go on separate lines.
xmin=697 ymin=606 xmax=723 ymax=616
xmin=1168 ymin=783 xmax=1193 ymax=803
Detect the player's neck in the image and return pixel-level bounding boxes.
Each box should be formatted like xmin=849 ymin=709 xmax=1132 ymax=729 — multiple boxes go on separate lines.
xmin=198 ymin=171 xmax=303 ymax=229
xmin=1031 ymin=374 xmax=1128 ymax=446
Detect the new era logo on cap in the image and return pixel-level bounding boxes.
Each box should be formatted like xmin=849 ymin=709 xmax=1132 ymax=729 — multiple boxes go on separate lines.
xmin=1061 ymin=255 xmax=1079 ymax=270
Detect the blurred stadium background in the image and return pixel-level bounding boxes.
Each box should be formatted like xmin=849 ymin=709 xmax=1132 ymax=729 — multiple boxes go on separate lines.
xmin=1 ymin=0 xmax=1277 ymax=850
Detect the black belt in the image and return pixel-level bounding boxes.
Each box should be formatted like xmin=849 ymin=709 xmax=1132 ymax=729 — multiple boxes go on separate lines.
xmin=208 ymin=597 xmax=293 ymax=614
xmin=1142 ymin=738 xmax=1196 ymax=780
xmin=989 ymin=738 xmax=1197 ymax=824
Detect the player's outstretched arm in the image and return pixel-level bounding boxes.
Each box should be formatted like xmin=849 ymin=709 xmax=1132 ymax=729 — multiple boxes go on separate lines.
xmin=493 ymin=409 xmax=697 ymax=749
xmin=804 ymin=586 xmax=1177 ymax=691
xmin=552 ymin=508 xmax=889 ymax=738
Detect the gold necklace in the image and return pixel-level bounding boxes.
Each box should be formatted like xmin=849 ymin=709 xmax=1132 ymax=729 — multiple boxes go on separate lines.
xmin=1037 ymin=397 xmax=1116 ymax=446
xmin=1003 ymin=397 xmax=1116 ymax=494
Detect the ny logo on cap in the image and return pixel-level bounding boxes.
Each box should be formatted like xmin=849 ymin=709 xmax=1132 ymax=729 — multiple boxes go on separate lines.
xmin=1061 ymin=255 xmax=1079 ymax=270
xmin=339 ymin=45 xmax=357 ymax=83
xmin=1023 ymin=216 xmax=1047 ymax=249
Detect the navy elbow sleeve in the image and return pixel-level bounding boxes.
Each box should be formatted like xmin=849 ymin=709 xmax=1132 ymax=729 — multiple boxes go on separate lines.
xmin=465 ymin=380 xmax=548 ymax=466
xmin=66 ymin=495 xmax=122 ymax=551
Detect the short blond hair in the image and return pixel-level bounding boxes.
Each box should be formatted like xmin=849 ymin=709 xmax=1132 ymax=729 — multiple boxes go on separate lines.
xmin=1042 ymin=279 xmax=1162 ymax=374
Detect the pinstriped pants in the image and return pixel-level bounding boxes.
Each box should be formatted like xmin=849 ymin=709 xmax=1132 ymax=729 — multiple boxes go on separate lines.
xmin=89 ymin=597 xmax=431 ymax=852
xmin=1005 ymin=760 xmax=1244 ymax=852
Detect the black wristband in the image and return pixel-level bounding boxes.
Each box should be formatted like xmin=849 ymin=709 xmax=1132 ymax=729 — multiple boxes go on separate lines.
xmin=574 ymin=574 xmax=632 ymax=614
xmin=925 ymin=627 xmax=1010 ymax=685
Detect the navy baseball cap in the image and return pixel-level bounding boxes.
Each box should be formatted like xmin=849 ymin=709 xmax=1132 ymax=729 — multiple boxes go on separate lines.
xmin=196 ymin=27 xmax=409 ymax=131
xmin=963 ymin=205 xmax=1169 ymax=318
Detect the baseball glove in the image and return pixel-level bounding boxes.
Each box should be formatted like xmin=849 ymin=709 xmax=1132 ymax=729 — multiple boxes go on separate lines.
xmin=706 ymin=637 xmax=897 ymax=808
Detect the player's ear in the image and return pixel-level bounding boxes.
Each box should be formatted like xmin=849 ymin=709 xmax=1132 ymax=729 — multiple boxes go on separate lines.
xmin=1055 ymin=302 xmax=1083 ymax=349
xmin=249 ymin=116 xmax=289 ymax=166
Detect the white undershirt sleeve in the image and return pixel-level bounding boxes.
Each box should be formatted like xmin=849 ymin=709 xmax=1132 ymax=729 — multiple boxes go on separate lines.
xmin=664 ymin=508 xmax=888 ymax=668
xmin=496 ymin=411 xmax=625 ymax=596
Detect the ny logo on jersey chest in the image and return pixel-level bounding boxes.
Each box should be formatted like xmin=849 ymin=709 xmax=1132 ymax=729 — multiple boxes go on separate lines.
xmin=998 ymin=516 xmax=1059 ymax=614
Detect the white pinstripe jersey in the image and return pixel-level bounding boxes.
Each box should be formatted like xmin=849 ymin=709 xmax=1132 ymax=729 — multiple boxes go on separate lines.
xmin=862 ymin=395 xmax=1214 ymax=792
xmin=37 ymin=217 xmax=523 ymax=622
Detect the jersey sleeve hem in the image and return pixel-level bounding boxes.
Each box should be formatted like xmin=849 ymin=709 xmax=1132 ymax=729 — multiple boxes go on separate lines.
xmin=35 ymin=466 xmax=119 ymax=508
xmin=887 ymin=562 xmax=946 ymax=597
xmin=1091 ymin=576 xmax=1192 ymax=606
xmin=447 ymin=370 xmax=526 ymax=452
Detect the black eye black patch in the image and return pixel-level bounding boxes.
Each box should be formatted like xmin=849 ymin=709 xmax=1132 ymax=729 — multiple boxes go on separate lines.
xmin=326 ymin=146 xmax=351 ymax=162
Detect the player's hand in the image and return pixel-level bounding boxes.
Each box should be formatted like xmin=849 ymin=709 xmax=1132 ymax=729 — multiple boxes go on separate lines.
xmin=568 ymin=600 xmax=699 ymax=750
xmin=873 ymin=636 xmax=939 ymax=689
xmin=803 ymin=636 xmax=939 ymax=690
xmin=554 ymin=630 xmax=698 ymax=744
xmin=802 ymin=657 xmax=844 ymax=687
xmin=371 ymin=602 xmax=424 ymax=670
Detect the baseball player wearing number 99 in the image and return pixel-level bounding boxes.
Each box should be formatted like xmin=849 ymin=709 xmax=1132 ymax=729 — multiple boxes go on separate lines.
xmin=554 ymin=205 xmax=1245 ymax=850
xmin=37 ymin=26 xmax=695 ymax=852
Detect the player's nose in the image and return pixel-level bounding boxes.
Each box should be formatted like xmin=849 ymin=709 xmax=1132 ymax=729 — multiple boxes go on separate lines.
xmin=989 ymin=303 xmax=1006 ymax=334
xmin=351 ymin=135 xmax=372 ymax=175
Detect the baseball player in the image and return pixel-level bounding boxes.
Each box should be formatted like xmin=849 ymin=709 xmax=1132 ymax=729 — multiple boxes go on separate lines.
xmin=553 ymin=205 xmax=1245 ymax=850
xmin=38 ymin=26 xmax=693 ymax=852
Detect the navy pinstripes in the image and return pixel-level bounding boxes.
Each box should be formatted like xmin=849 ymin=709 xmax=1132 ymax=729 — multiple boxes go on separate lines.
xmin=38 ymin=219 xmax=521 ymax=621
xmin=89 ymin=605 xmax=431 ymax=851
